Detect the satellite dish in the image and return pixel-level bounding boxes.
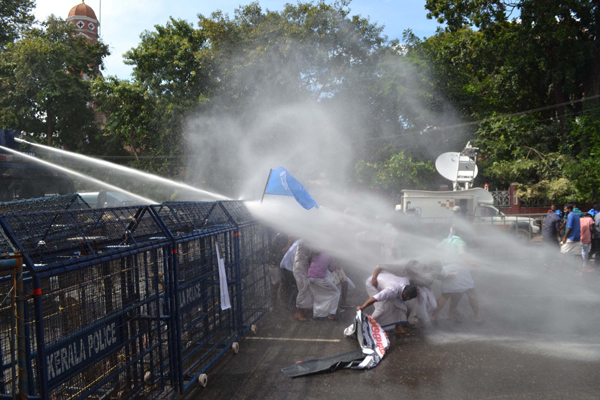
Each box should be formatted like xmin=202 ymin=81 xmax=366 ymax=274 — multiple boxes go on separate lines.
xmin=436 ymin=142 xmax=480 ymax=190
xmin=435 ymin=152 xmax=460 ymax=181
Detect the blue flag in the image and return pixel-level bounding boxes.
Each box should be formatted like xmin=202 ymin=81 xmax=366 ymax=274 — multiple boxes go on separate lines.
xmin=264 ymin=167 xmax=319 ymax=210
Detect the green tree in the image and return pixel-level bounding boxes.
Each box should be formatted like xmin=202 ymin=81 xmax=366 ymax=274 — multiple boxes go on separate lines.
xmin=98 ymin=2 xmax=399 ymax=182
xmin=0 ymin=16 xmax=109 ymax=150
xmin=355 ymin=152 xmax=437 ymax=201
xmin=401 ymin=1 xmax=600 ymax=202
xmin=94 ymin=18 xmax=212 ymax=176
xmin=0 ymin=0 xmax=35 ymax=48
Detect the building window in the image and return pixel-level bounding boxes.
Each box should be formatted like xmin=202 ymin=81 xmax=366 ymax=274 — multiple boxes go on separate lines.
xmin=76 ymin=21 xmax=85 ymax=29
xmin=88 ymin=22 xmax=95 ymax=30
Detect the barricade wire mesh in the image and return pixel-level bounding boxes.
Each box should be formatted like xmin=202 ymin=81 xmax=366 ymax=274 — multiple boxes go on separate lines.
xmin=176 ymin=233 xmax=240 ymax=391
xmin=0 ymin=274 xmax=16 ymax=396
xmin=149 ymin=203 xmax=243 ymax=391
xmin=1 ymin=207 xmax=167 ymax=270
xmin=218 ymin=201 xmax=254 ymax=227
xmin=154 ymin=202 xmax=235 ymax=237
xmin=238 ymin=224 xmax=270 ymax=329
xmin=40 ymin=250 xmax=172 ymax=400
xmin=0 ymin=194 xmax=90 ymax=215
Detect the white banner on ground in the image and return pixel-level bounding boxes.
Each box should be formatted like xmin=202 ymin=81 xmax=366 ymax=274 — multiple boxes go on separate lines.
xmin=216 ymin=242 xmax=231 ymax=310
xmin=281 ymin=310 xmax=390 ymax=377
xmin=344 ymin=310 xmax=390 ymax=369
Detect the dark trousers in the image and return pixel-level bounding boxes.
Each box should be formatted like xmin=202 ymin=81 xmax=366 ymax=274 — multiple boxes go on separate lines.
xmin=590 ymin=238 xmax=600 ymax=263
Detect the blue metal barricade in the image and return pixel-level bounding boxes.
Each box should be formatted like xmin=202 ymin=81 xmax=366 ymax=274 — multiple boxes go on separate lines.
xmin=0 ymin=200 xmax=272 ymax=399
xmin=149 ymin=201 xmax=256 ymax=393
xmin=218 ymin=201 xmax=271 ymax=336
xmin=0 ymin=206 xmax=175 ymax=399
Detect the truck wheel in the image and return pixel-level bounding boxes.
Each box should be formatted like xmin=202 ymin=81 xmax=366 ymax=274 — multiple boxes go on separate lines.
xmin=516 ymin=229 xmax=531 ymax=241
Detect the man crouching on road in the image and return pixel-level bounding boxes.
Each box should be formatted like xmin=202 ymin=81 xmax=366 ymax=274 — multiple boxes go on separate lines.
xmin=356 ymin=266 xmax=418 ymax=336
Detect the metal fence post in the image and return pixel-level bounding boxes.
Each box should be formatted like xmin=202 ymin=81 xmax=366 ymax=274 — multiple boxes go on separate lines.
xmin=32 ymin=274 xmax=48 ymax=400
xmin=14 ymin=257 xmax=28 ymax=400
xmin=170 ymin=245 xmax=184 ymax=393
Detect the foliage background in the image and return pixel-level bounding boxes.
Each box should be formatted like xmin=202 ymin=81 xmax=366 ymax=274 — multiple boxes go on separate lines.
xmin=2 ymin=0 xmax=600 ymax=204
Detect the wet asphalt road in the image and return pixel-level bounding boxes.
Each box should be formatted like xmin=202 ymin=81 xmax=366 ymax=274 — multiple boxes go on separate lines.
xmin=182 ymin=265 xmax=600 ymax=400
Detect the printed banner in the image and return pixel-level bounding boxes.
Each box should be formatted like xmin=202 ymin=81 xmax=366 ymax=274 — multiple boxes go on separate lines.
xmin=281 ymin=310 xmax=390 ymax=377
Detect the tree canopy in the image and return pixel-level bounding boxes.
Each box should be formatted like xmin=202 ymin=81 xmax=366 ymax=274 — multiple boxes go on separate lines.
xmin=0 ymin=0 xmax=35 ymax=48
xmin=0 ymin=16 xmax=109 ymax=150
xmin=5 ymin=0 xmax=600 ymax=204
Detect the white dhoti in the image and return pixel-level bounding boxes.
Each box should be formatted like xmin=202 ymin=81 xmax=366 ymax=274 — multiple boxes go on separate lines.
xmin=560 ymin=239 xmax=581 ymax=255
xmin=365 ymin=278 xmax=408 ymax=331
xmin=294 ymin=272 xmax=313 ymax=309
xmin=309 ymin=276 xmax=340 ymax=317
xmin=408 ymin=286 xmax=437 ymax=324
xmin=293 ymin=241 xmax=313 ymax=309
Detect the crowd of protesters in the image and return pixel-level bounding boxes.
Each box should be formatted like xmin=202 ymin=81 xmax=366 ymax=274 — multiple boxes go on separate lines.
xmin=268 ymin=234 xmax=353 ymax=321
xmin=543 ymin=203 xmax=600 ymax=271
xmin=267 ymin=206 xmax=482 ymax=336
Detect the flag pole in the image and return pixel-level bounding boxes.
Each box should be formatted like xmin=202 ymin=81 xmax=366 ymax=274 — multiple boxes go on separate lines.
xmin=260 ymin=168 xmax=273 ymax=203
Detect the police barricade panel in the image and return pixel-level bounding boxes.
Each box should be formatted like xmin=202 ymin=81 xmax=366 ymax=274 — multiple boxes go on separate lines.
xmin=39 ymin=247 xmax=173 ymax=400
xmin=149 ymin=203 xmax=242 ymax=391
xmin=0 ymin=207 xmax=167 ymax=271
xmin=217 ymin=201 xmax=270 ymax=330
xmin=238 ymin=224 xmax=271 ymax=330
xmin=0 ymin=201 xmax=272 ymax=398
xmin=176 ymin=231 xmax=241 ymax=390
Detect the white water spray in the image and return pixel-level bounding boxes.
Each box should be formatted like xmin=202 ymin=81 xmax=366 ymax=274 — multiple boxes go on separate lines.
xmin=16 ymin=139 xmax=229 ymax=201
xmin=0 ymin=146 xmax=157 ymax=205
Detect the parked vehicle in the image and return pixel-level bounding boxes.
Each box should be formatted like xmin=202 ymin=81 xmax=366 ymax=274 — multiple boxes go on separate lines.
xmin=396 ymin=188 xmax=542 ymax=240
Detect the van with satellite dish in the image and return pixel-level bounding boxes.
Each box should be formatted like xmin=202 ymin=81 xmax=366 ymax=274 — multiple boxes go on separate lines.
xmin=396 ymin=143 xmax=542 ymax=240
xmin=396 ymin=188 xmax=542 ymax=240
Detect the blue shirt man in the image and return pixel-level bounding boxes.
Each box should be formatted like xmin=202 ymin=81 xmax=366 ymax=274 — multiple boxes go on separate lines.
xmin=565 ymin=208 xmax=581 ymax=242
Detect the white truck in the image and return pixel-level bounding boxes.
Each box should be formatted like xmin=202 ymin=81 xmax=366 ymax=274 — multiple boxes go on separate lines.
xmin=396 ymin=188 xmax=542 ymax=240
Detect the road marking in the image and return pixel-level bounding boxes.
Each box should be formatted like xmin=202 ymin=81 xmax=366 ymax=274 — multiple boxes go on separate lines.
xmin=246 ymin=337 xmax=341 ymax=343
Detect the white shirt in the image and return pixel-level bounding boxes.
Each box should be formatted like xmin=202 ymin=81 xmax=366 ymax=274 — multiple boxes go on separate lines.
xmin=440 ymin=264 xmax=474 ymax=293
xmin=280 ymin=240 xmax=299 ymax=271
xmin=373 ymin=272 xmax=409 ymax=302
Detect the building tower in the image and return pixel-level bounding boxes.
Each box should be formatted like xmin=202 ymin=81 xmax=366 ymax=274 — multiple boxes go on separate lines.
xmin=66 ymin=1 xmax=106 ymax=125
xmin=66 ymin=1 xmax=99 ymax=42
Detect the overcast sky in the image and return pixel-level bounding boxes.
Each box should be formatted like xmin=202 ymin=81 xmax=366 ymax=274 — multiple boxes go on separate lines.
xmin=34 ymin=1 xmax=441 ymax=80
